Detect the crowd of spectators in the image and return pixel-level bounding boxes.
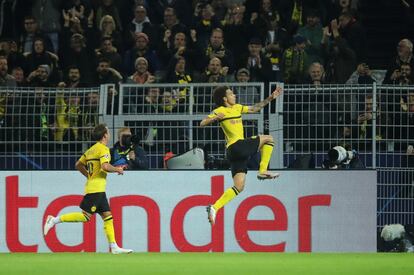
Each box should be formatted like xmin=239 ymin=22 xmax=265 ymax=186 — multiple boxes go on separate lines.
xmin=0 ymin=0 xmax=414 ymax=162
xmin=0 ymin=0 xmax=412 ymax=89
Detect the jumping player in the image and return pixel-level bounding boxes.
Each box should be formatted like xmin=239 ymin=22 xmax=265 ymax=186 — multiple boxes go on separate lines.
xmin=200 ymin=86 xmax=282 ymax=225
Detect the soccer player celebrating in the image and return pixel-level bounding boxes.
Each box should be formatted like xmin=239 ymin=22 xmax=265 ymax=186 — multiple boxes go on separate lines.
xmin=43 ymin=124 xmax=133 ymax=254
xmin=200 ymin=86 xmax=282 ymax=225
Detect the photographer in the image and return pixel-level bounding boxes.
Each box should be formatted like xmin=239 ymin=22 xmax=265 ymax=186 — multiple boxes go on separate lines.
xmin=110 ymin=127 xmax=148 ymax=170
xmin=322 ymin=145 xmax=365 ymax=169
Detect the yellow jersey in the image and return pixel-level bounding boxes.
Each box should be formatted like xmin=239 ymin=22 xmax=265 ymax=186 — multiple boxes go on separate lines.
xmin=78 ymin=142 xmax=111 ymax=194
xmin=208 ymin=104 xmax=249 ymax=147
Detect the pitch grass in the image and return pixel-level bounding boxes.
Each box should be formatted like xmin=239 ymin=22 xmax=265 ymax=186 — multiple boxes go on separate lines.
xmin=0 ymin=253 xmax=413 ymax=275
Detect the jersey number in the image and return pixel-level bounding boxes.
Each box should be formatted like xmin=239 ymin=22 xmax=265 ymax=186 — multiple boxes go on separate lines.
xmin=86 ymin=162 xmax=93 ymax=176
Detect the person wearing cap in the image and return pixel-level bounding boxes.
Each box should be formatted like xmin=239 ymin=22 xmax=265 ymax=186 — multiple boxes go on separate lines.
xmin=237 ymin=37 xmax=272 ymax=82
xmin=123 ymin=32 xmax=160 ymax=75
xmin=233 ymin=68 xmax=260 ymax=105
xmin=281 ymin=34 xmax=309 ymax=83
xmin=127 ymin=57 xmax=155 ymax=84
xmin=60 ymin=33 xmax=94 ymax=85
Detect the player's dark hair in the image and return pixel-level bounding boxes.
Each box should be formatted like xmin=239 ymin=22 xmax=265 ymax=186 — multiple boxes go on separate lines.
xmin=213 ymin=86 xmax=229 ymax=107
xmin=92 ymin=124 xmax=108 ymax=141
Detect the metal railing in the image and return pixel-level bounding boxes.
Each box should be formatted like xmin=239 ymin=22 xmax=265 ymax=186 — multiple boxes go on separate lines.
xmin=268 ymin=82 xmax=414 ymax=227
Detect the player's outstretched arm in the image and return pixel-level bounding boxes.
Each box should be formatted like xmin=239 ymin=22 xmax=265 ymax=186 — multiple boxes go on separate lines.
xmin=102 ymin=162 xmax=124 ymax=175
xmin=248 ymin=86 xmax=283 ymax=113
xmin=200 ymin=113 xmax=224 ymax=127
xmin=75 ymin=161 xmax=89 ymax=178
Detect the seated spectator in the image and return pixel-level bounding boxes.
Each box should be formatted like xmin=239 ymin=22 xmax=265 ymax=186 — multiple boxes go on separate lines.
xmin=237 ymin=37 xmax=272 ymax=82
xmin=11 ymin=67 xmax=27 ymax=87
xmin=201 ymin=28 xmax=234 ymax=73
xmin=281 ymin=34 xmax=309 ymax=84
xmin=32 ymin=1 xmax=61 ymax=53
xmin=24 ymin=38 xmax=58 ymax=76
xmin=123 ymin=32 xmax=160 ymax=75
xmin=143 ymin=87 xmax=161 ymax=113
xmin=127 ymin=5 xmax=156 ymax=49
xmin=93 ymin=58 xmax=122 ymax=85
xmin=0 ymin=56 xmax=16 ymax=87
xmin=384 ymin=39 xmax=414 ymax=83
xmin=95 ymin=37 xmax=123 ymax=72
xmin=60 ymin=33 xmax=95 ymax=85
xmin=233 ymin=68 xmax=260 ymax=105
xmin=160 ymin=91 xmax=178 ymax=113
xmin=26 ymin=64 xmax=56 ymax=87
xmin=127 ymin=57 xmax=155 ymax=84
xmin=193 ymin=3 xmax=222 ymax=50
xmin=110 ymin=127 xmax=149 ymax=170
xmin=94 ymin=0 xmax=123 ymax=32
xmin=164 ymin=56 xmax=192 ymax=85
xmin=197 ymin=57 xmax=228 ymax=83
xmin=156 ymin=7 xmax=189 ymax=49
xmin=58 ymin=66 xmax=88 ymax=88
xmin=0 ymin=38 xmax=26 ymax=74
xmin=357 ymin=95 xmax=388 ymax=141
xmin=19 ymin=15 xmax=54 ymax=54
xmin=387 ymin=63 xmax=414 ymax=85
xmin=97 ymin=15 xmax=124 ymax=53
xmin=60 ymin=8 xmax=95 ymax=49
xmin=306 ymin=62 xmax=326 ymax=86
xmin=163 ymin=56 xmax=191 ymax=108
xmin=298 ymin=9 xmax=324 ymax=64
xmin=158 ymin=32 xmax=199 ymax=71
xmin=346 ymin=63 xmax=379 ymax=84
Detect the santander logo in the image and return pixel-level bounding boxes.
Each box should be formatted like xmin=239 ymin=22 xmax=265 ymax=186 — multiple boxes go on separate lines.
xmin=3 ymin=175 xmax=331 ymax=253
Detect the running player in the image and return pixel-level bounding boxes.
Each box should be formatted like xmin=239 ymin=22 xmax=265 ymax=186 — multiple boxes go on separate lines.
xmin=43 ymin=124 xmax=133 ymax=254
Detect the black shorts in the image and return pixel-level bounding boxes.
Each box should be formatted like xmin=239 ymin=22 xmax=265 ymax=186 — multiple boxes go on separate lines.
xmin=80 ymin=192 xmax=111 ymax=214
xmin=226 ymin=136 xmax=260 ymax=177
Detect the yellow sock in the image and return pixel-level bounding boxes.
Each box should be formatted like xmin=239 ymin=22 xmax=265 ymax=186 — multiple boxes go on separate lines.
xmin=213 ymin=186 xmax=240 ymax=211
xmin=259 ymin=143 xmax=274 ymax=173
xmin=60 ymin=212 xmax=89 ymax=222
xmin=103 ymin=215 xmax=116 ymax=243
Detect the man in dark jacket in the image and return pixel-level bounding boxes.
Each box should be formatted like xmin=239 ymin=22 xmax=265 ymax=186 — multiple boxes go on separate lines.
xmin=110 ymin=127 xmax=148 ymax=170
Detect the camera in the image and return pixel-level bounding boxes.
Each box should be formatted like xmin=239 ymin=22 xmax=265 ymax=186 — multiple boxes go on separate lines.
xmin=121 ymin=134 xmax=140 ymax=148
xmin=322 ymin=145 xmax=363 ymax=169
